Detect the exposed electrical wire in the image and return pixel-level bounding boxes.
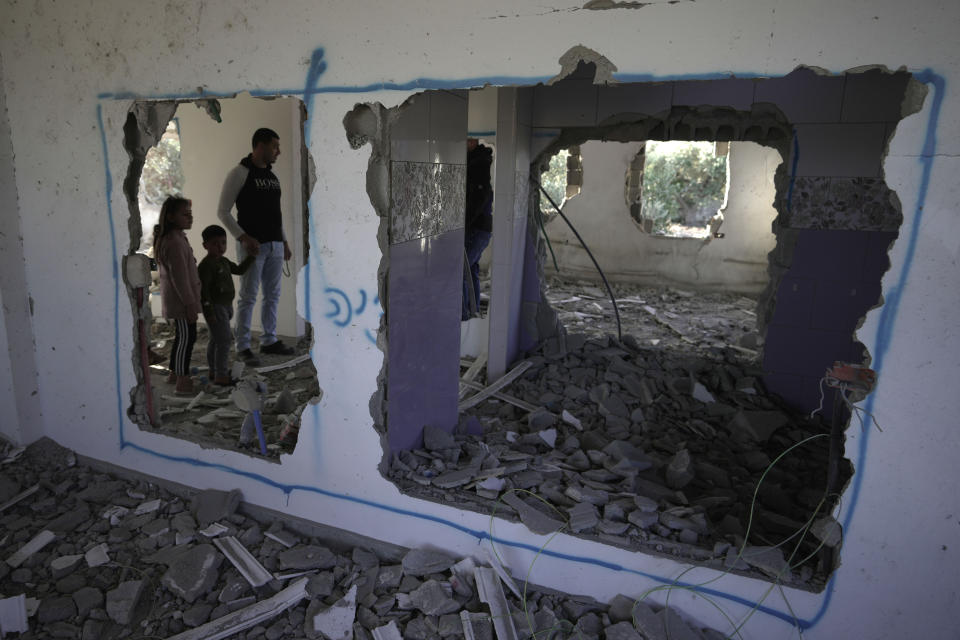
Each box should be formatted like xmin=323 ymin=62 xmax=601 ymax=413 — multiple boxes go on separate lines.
xmin=531 ymin=176 xmax=622 ymax=341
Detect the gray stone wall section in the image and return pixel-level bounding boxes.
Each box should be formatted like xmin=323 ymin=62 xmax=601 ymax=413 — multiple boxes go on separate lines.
xmin=389 ymin=162 xmax=466 ymax=245
xmin=786 ymin=177 xmax=902 ymax=231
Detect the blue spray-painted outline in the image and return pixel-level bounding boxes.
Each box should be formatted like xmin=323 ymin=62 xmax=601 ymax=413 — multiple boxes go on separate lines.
xmin=97 ymin=60 xmax=944 ymax=633
xmin=803 ymin=69 xmax=945 ymax=628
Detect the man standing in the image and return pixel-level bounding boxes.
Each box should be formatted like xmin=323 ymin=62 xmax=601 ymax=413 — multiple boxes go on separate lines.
xmin=217 ymin=127 xmax=295 ymax=364
xmin=462 ymin=138 xmax=494 ymax=320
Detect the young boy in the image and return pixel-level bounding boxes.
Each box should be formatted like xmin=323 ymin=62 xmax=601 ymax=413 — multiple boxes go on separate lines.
xmin=199 ymin=224 xmax=255 ymax=385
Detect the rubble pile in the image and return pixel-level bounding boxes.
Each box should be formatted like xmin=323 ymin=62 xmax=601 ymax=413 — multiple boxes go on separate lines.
xmin=544 ymin=280 xmax=763 ymax=357
xmin=390 ymin=332 xmax=843 ymax=589
xmin=145 ymin=321 xmax=320 ymax=458
xmin=0 ymin=439 xmax=727 ymax=639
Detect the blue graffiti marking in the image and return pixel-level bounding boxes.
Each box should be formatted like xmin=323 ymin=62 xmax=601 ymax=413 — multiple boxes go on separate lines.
xmin=356 ymin=289 xmax=367 ymax=315
xmin=100 ymin=59 xmax=945 ymax=633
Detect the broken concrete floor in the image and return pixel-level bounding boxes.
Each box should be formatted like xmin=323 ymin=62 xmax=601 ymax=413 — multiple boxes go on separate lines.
xmin=142 ymin=319 xmax=321 ymax=459
xmin=0 ymin=438 xmax=730 ymax=639
xmin=544 ymin=278 xmax=762 ymax=357
xmin=390 ymin=325 xmax=845 ymax=590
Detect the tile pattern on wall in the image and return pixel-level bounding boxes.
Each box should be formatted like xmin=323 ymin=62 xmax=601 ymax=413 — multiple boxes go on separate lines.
xmin=787 ymin=177 xmax=901 ymax=231
xmin=390 ymin=161 xmax=466 ymax=245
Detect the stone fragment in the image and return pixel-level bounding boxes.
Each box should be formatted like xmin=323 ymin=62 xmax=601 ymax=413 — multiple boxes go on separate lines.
xmin=433 ymin=468 xmax=476 ymax=489
xmin=81 ymin=620 xmax=103 ymax=640
xmin=76 ymin=480 xmax=127 ymax=504
xmin=741 ymin=546 xmax=790 ymax=579
xmin=47 ymin=502 xmax=91 ymax=533
xmin=538 ymin=428 xmax=558 ymax=448
xmin=528 ymin=410 xmax=556 ymax=430
xmin=691 ymin=381 xmax=715 ymax=404
xmin=502 ymin=492 xmax=564 ymax=534
xmin=438 ymin=613 xmax=462 ymax=637
xmin=608 ymin=594 xmax=637 ymax=624
xmin=134 ymin=498 xmax=162 ymax=515
xmin=72 ymin=587 xmax=103 ymax=618
xmin=277 ymin=544 xmax=337 ymax=571
xmin=423 ymin=425 xmax=457 ymax=451
xmin=85 ymin=542 xmax=110 ymax=567
xmin=192 ymin=488 xmax=242 ymax=527
xmin=161 ymin=544 xmax=223 ymax=603
xmin=402 ymin=548 xmax=456 ymax=576
xmin=37 ymin=596 xmax=77 ymax=624
xmin=50 ymin=554 xmax=83 ymax=579
xmin=305 ymin=584 xmax=357 ymax=640
xmin=628 ymin=510 xmax=659 ymax=529
xmin=274 ymin=389 xmax=297 ymax=414
xmin=106 ymin=580 xmax=144 ymax=625
xmin=564 ymin=485 xmax=609 ymax=506
xmin=567 ymin=502 xmax=599 ymax=533
xmin=561 ymin=410 xmax=583 ymax=430
xmin=811 ymin=517 xmax=842 ymax=547
xmin=665 ymin=449 xmax=695 ymax=490
xmin=409 ymin=579 xmax=460 ymax=616
xmin=602 ymin=441 xmax=652 ymax=472
xmin=374 ymin=564 xmax=403 ymax=593
xmin=566 ymin=450 xmax=591 ymax=471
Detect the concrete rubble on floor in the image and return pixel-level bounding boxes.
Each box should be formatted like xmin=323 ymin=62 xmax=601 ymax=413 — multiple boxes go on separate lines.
xmin=0 ymin=437 xmax=728 ymax=639
xmin=144 ymin=321 xmax=321 ymax=459
xmin=390 ymin=324 xmax=842 ymax=589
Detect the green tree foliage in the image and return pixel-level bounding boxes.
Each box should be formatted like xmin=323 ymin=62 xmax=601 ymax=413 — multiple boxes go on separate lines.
xmin=539 ymin=149 xmax=570 ymax=213
xmin=140 ymin=134 xmax=184 ymax=205
xmin=641 ymin=141 xmax=727 ymax=233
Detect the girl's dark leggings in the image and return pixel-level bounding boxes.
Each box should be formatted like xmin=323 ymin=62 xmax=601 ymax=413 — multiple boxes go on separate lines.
xmin=169 ymin=319 xmax=197 ymax=376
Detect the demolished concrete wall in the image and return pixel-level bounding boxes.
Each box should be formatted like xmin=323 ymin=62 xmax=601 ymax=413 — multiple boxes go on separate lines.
xmin=544 ymin=140 xmax=780 ymax=293
xmin=1 ymin=2 xmax=959 ymax=639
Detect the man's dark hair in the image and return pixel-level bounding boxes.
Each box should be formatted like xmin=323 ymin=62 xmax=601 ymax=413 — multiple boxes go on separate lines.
xmin=202 ymin=224 xmax=227 ymax=242
xmin=252 ymin=128 xmax=280 ymax=148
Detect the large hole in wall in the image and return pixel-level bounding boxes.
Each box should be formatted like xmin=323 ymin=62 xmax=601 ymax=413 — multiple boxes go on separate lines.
xmin=123 ymin=93 xmax=320 ymax=461
xmin=350 ymin=59 xmax=919 ymax=591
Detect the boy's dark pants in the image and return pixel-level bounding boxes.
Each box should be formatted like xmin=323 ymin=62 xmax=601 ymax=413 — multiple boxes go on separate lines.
xmin=206 ymin=304 xmax=234 ymax=379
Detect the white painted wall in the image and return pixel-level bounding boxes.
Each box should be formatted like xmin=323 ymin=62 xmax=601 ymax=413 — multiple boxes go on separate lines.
xmin=546 ymin=140 xmax=779 ymax=293
xmin=175 ymin=94 xmax=304 ymax=339
xmin=1 ymin=2 xmax=959 ymax=638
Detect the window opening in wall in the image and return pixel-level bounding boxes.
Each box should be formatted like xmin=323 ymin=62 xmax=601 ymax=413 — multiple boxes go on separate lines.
xmin=634 ymin=140 xmax=729 ymax=238
xmin=539 ymin=146 xmax=581 ymax=216
xmin=363 ymin=64 xmax=915 ymax=591
xmin=125 ymin=94 xmax=320 ymax=462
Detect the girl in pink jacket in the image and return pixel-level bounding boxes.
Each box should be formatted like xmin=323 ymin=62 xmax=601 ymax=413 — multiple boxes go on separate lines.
xmin=155 ymin=196 xmax=202 ymax=395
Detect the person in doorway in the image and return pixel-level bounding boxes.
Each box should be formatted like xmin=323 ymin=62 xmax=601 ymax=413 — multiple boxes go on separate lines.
xmin=217 ymin=127 xmax=294 ymax=366
xmin=462 ymin=138 xmax=494 ymax=320
xmin=198 ymin=224 xmax=255 ymax=386
xmin=154 ymin=196 xmax=202 ymax=395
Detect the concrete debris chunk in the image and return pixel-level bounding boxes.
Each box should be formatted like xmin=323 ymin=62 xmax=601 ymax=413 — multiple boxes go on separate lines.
xmin=372 ymin=619 xmax=403 ymax=640
xmin=567 ymin=502 xmax=599 ymax=532
xmin=607 ymin=594 xmax=637 ymax=624
xmin=0 ymin=594 xmax=29 ymax=634
xmin=0 ymin=483 xmax=39 ymax=514
xmin=741 ymin=545 xmax=791 ymax=579
xmin=214 ymin=536 xmax=273 ymax=588
xmin=161 ymin=544 xmax=224 ymax=603
xmin=423 ymin=425 xmax=458 ymax=451
xmin=264 ymin=527 xmax=298 ymax=548
xmin=134 ymin=498 xmax=162 ymax=516
xmin=165 ymin=577 xmax=308 ymax=640
xmin=6 ymin=529 xmax=56 ymax=568
xmin=409 ymin=579 xmax=461 ymax=616
xmin=538 ymin=428 xmax=558 ymax=448
xmin=474 ymin=567 xmax=518 ymax=640
xmin=692 ymin=381 xmax=715 ymax=404
xmin=106 ymin=580 xmax=144 ymax=625
xmin=402 ymin=548 xmax=457 ymax=576
xmin=37 ymin=595 xmax=77 ymax=624
xmin=277 ymin=544 xmax=337 ymax=571
xmin=461 ymin=611 xmax=494 ymax=640
xmin=561 ymin=409 xmax=583 ymax=430
xmin=72 ymin=587 xmax=103 ymax=618
xmin=84 ymin=542 xmax=110 ymax=567
xmin=502 ymin=491 xmax=564 ymax=534
xmin=199 ymin=522 xmax=230 ymax=538
xmin=665 ymin=449 xmax=695 ymax=490
xmin=50 ymin=554 xmax=83 ymax=579
xmin=811 ymin=516 xmax=843 ymax=547
xmin=192 ymin=488 xmax=242 ymax=527
xmin=305 ymin=584 xmax=357 ymax=640
xmin=605 ymin=621 xmax=643 ymax=640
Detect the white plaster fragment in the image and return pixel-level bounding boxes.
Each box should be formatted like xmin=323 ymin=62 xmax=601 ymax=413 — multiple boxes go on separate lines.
xmin=85 ymin=543 xmax=110 ymax=568
xmin=0 ymin=594 xmax=29 ymax=634
xmin=6 ymin=530 xmax=56 ymax=568
xmin=134 ymin=499 xmax=162 ymax=516
xmin=199 ymin=522 xmax=230 ymax=538
xmin=561 ymin=409 xmax=583 ymax=431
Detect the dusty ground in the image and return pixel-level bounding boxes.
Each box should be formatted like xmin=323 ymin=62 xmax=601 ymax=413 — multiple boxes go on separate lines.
xmin=143 ymin=320 xmax=320 ymax=459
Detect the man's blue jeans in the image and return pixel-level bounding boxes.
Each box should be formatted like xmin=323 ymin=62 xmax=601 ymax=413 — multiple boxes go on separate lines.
xmin=462 ymin=229 xmax=491 ymax=320
xmin=236 ymin=240 xmax=284 ymax=350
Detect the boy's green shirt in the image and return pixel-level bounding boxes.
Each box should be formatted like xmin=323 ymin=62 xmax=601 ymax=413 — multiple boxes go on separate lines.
xmin=198 ymin=254 xmax=255 ymax=308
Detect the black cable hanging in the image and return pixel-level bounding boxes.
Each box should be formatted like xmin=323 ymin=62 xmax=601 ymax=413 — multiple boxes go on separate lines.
xmin=531 ymin=176 xmax=622 ymax=342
